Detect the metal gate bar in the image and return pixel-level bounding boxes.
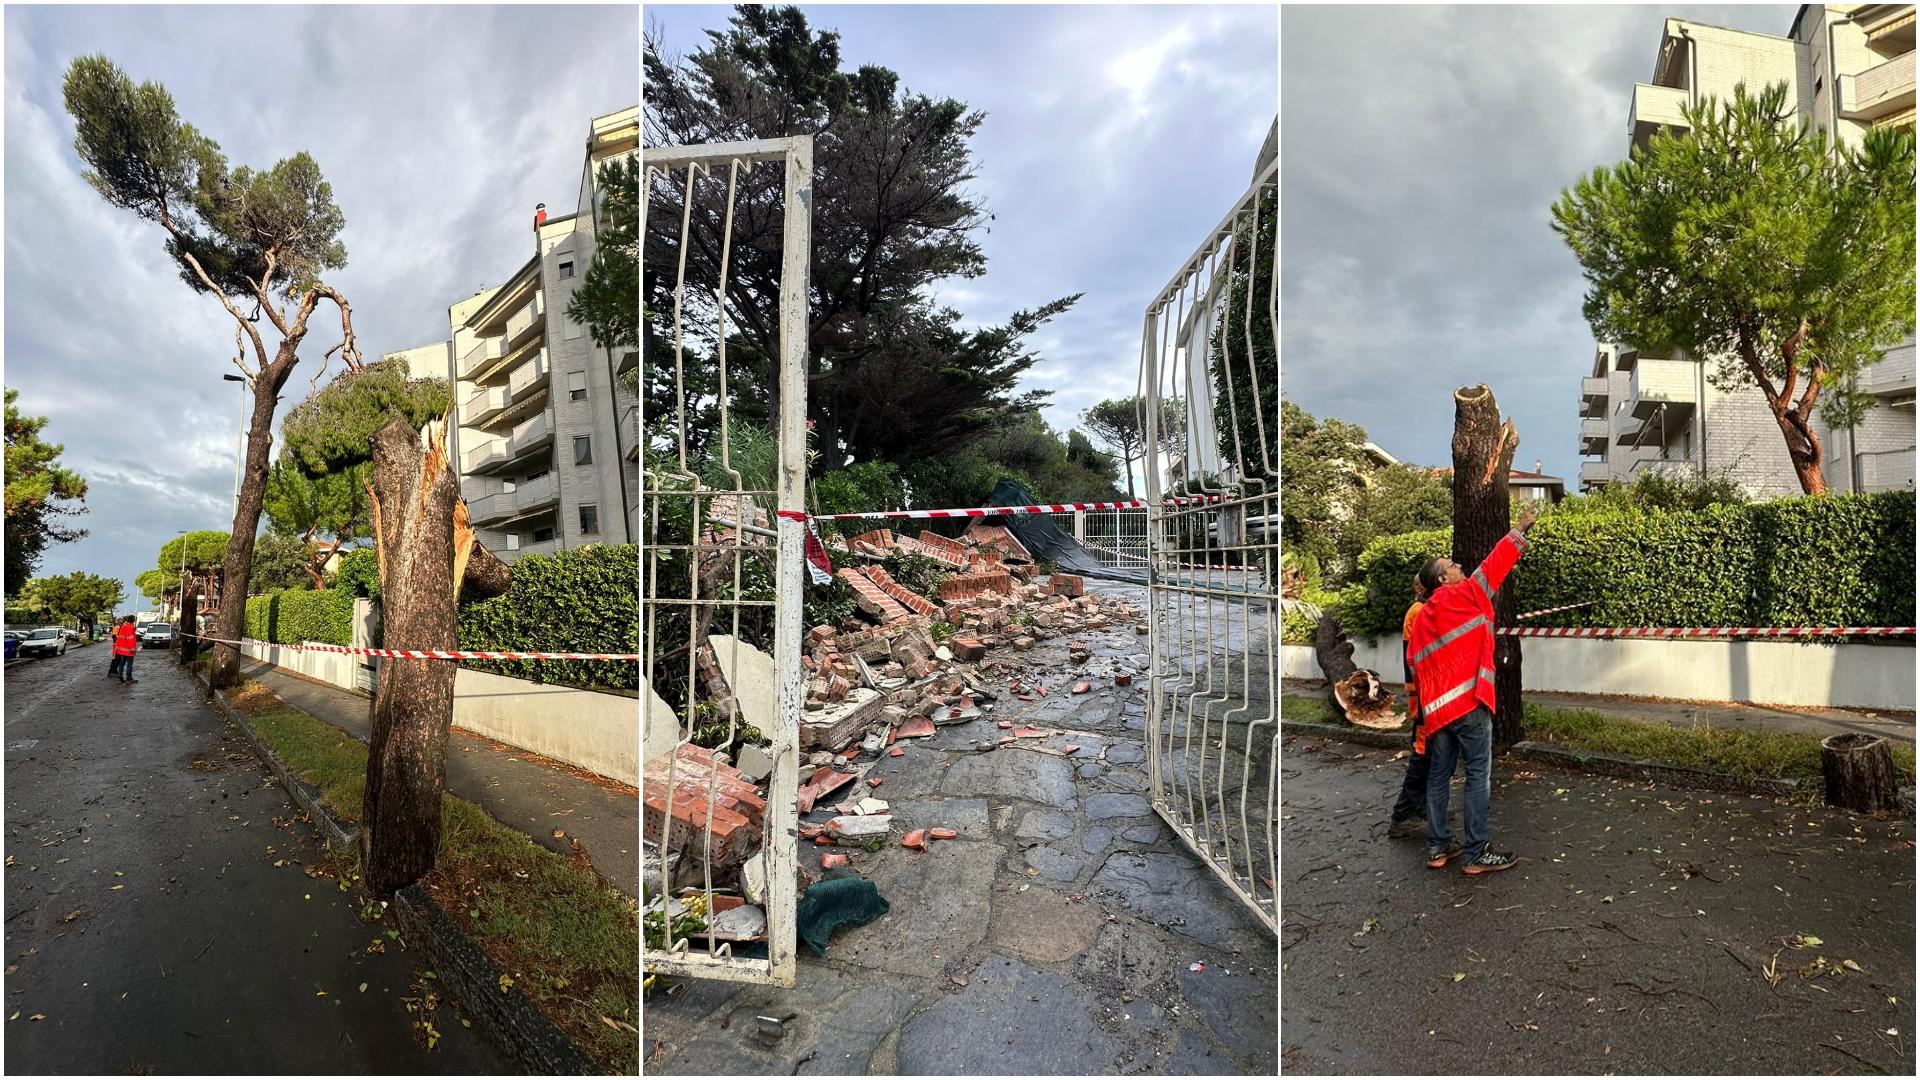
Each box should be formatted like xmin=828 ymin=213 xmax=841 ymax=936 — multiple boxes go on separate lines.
xmin=1140 ymin=150 xmax=1278 ymax=933
xmin=641 ymin=136 xmax=810 ymax=987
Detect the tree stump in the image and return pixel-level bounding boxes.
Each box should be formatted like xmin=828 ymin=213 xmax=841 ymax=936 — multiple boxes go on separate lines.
xmin=1311 ymin=614 xmax=1404 ymax=730
xmin=1450 ymin=385 xmax=1523 ymax=747
xmin=1820 ymin=733 xmax=1898 ymax=815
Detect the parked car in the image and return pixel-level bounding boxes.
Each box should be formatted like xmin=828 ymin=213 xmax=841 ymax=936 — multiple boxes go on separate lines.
xmin=18 ymin=627 xmax=67 ymax=659
xmin=4 ymin=631 xmax=21 ymax=660
xmin=139 ymin=622 xmax=176 ymax=649
xmin=60 ymin=628 xmax=82 ymax=643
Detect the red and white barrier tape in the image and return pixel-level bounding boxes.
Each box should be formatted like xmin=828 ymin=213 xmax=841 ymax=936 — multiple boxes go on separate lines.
xmin=1492 ymin=626 xmax=1913 ymax=639
xmin=780 ymin=496 xmax=1232 ymax=523
xmin=1514 ymin=600 xmax=1597 ymax=621
xmin=187 ymin=634 xmax=639 ymax=661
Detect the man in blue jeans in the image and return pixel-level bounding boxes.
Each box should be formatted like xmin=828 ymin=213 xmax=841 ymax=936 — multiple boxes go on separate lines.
xmin=1406 ymin=505 xmax=1536 ymax=875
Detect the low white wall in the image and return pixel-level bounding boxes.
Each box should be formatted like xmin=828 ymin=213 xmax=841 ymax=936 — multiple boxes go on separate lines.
xmin=1282 ymin=635 xmax=1915 ymax=712
xmin=243 ymin=639 xmax=360 ymax=690
xmin=451 ymin=667 xmax=638 ymax=788
xmin=241 ymin=639 xmax=638 ymax=787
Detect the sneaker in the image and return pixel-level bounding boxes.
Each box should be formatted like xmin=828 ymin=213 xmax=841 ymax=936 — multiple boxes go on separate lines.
xmin=1425 ymin=845 xmax=1461 ymax=869
xmin=1388 ymin=815 xmax=1427 ymax=840
xmin=1462 ymin=850 xmax=1521 ymax=875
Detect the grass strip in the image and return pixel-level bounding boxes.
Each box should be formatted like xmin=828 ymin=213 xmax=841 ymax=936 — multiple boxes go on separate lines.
xmin=225 ymin=678 xmax=638 ymax=1072
xmin=1282 ymin=692 xmax=1915 ymax=783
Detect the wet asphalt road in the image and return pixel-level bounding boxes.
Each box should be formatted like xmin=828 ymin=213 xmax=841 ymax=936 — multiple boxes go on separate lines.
xmin=1282 ymin=733 xmax=1916 ymax=1075
xmin=3 ymin=647 xmax=511 ymax=1074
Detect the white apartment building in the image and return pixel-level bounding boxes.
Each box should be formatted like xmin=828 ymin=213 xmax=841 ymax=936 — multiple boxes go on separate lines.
xmin=401 ymin=107 xmax=640 ymax=559
xmin=1581 ymin=5 xmax=1916 ymax=496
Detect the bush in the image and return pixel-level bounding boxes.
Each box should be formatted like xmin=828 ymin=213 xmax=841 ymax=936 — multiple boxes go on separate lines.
xmin=812 ymin=461 xmax=904 ymax=517
xmin=332 ymin=547 xmax=379 ymax=597
xmin=460 ymin=544 xmax=638 ymax=692
xmin=244 ymin=588 xmax=356 ymax=646
xmin=1343 ymin=492 xmax=1915 ymax=639
xmin=1281 ymin=605 xmax=1318 ymax=645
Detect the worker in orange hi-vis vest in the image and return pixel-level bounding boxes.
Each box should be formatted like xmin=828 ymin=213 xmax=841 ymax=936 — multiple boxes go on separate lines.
xmin=1386 ymin=574 xmax=1430 ymax=840
xmin=1406 ymin=504 xmax=1539 ymax=876
xmin=109 ymin=615 xmax=139 ymax=684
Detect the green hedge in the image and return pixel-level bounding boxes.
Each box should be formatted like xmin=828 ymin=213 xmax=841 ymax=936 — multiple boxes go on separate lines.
xmin=460 ymin=544 xmax=637 ymax=693
xmin=245 ymin=587 xmax=356 ymax=646
xmin=1343 ymin=492 xmax=1915 ymax=640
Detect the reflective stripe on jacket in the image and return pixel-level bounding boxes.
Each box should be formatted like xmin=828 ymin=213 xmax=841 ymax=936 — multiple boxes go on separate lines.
xmin=1409 ymin=529 xmax=1528 ymax=754
xmin=113 ymin=624 xmax=138 ymax=656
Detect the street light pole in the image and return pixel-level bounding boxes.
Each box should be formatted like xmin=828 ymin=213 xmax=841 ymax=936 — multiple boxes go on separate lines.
xmin=223 ymin=374 xmax=247 ymax=522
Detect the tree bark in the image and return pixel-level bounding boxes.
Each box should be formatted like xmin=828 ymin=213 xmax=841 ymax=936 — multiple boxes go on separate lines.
xmin=360 ymin=416 xmax=512 ymax=897
xmin=1451 ymin=385 xmax=1524 ymax=748
xmin=208 ymin=359 xmax=292 ymax=690
xmin=1311 ymin=614 xmax=1404 ymax=729
xmin=1769 ymin=405 xmax=1829 ymax=495
xmin=178 ymin=576 xmax=199 ymax=666
xmin=1821 ymin=733 xmax=1898 ymax=815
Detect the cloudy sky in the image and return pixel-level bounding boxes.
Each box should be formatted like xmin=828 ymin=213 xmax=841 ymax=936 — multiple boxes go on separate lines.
xmin=646 ymin=2 xmax=1279 ymax=481
xmin=4 ymin=4 xmax=637 ymax=610
xmin=1282 ymin=4 xmax=1792 ymax=478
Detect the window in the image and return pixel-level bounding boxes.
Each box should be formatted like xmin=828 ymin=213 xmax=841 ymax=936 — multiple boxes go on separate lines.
xmin=558 ymin=260 xmax=574 ymax=279
xmin=568 ymin=371 xmax=587 ymax=401
xmin=524 ymin=467 xmax=549 ymax=484
xmin=533 ymin=527 xmax=555 ymax=543
xmin=579 ymin=504 xmax=600 ymax=535
xmin=574 ymin=436 xmax=593 ymax=466
xmin=505 ymin=533 xmax=521 ymax=551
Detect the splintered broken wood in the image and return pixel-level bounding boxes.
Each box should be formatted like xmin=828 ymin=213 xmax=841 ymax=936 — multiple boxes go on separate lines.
xmin=1311 ymin=614 xmax=1405 ymax=729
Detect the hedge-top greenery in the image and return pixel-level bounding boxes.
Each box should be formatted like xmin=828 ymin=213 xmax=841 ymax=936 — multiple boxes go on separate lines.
xmin=1338 ymin=491 xmax=1914 ymax=640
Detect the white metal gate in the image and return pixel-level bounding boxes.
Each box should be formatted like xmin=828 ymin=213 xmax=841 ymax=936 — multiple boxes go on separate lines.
xmin=1140 ymin=133 xmax=1278 ymax=933
xmin=641 ymin=135 xmax=811 ymax=986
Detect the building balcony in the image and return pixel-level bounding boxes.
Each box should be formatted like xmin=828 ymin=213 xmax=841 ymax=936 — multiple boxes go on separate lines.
xmin=1579 ymin=417 xmax=1611 ymax=455
xmin=499 ymin=537 xmax=561 ymax=562
xmin=1857 ymin=343 xmax=1915 ymax=399
xmin=1630 ymin=83 xmax=1690 ymax=149
xmin=1580 ymin=376 xmax=1610 ymax=416
xmin=468 ymin=472 xmax=559 ymax=528
xmin=463 ymin=413 xmax=553 ymax=476
xmin=507 ymin=350 xmax=550 ymax=398
xmin=464 ymin=384 xmax=509 ymax=428
xmin=1627 ymin=356 xmax=1698 ymax=421
xmin=616 ymin=349 xmax=637 ymax=376
xmin=504 ymin=293 xmax=545 ymax=352
xmin=458 ymin=336 xmax=505 ymax=381
xmin=1840 ymin=52 xmax=1916 ymax=122
xmin=1578 ymin=461 xmax=1612 ymax=490
xmin=466 ymin=351 xmax=550 ymax=432
xmin=1860 ymin=448 xmax=1916 ymax=492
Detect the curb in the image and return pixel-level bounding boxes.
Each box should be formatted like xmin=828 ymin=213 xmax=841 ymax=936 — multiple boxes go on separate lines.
xmin=191 ymin=665 xmax=604 ymax=1074
xmin=391 ymin=886 xmax=599 ymax=1075
xmin=1281 ymin=719 xmax=1805 ymax=798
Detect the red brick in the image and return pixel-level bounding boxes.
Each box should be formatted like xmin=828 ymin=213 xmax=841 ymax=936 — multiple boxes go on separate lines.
xmin=917 ymin=530 xmax=970 ymax=562
xmin=1048 ymin=573 xmax=1085 ymax=598
xmin=949 ymin=636 xmax=987 ymax=662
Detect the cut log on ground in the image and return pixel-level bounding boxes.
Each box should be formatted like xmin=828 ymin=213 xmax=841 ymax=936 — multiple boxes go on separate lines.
xmin=1451 ymin=384 xmax=1523 ymax=747
xmin=1312 ymin=614 xmax=1404 ymax=730
xmin=1820 ymin=732 xmax=1899 ymax=815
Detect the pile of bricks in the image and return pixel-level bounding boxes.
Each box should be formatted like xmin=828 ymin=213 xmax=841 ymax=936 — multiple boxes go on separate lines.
xmin=960 ymin=521 xmax=1032 ymax=564
xmin=642 ymin=743 xmax=767 ymax=866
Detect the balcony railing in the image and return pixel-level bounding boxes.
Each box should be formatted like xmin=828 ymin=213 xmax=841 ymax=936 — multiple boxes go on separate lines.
xmin=1860 ymin=448 xmax=1916 ymax=492
xmin=1581 ymin=376 xmax=1610 ymax=416
xmin=1858 ymin=344 xmax=1916 ymax=398
xmin=1630 ymin=83 xmax=1690 ymax=147
xmin=504 ymin=293 xmax=545 ymax=350
xmin=461 ymin=413 xmax=553 ymax=476
xmin=1840 ymin=52 xmax=1916 ymax=121
xmin=507 ymin=350 xmax=550 ymax=398
xmin=468 ymin=472 xmax=559 ymax=527
xmin=1579 ymin=417 xmax=1610 ymax=453
xmin=462 ymin=438 xmax=508 ymax=475
xmin=1627 ymin=357 xmax=1698 ymax=419
xmin=1578 ymin=461 xmax=1611 ymax=488
xmin=458 ymin=336 xmax=505 ymax=380
xmin=463 ymin=385 xmax=509 ymax=427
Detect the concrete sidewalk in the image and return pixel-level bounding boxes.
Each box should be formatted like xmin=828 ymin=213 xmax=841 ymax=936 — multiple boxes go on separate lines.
xmin=238 ymin=660 xmax=638 ymax=899
xmin=1284 ymin=681 xmax=1915 ymax=745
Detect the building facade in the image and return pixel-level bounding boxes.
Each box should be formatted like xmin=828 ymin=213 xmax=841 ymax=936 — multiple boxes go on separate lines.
xmin=1581 ymin=5 xmax=1915 ymax=496
xmin=402 ymin=107 xmax=640 ymax=559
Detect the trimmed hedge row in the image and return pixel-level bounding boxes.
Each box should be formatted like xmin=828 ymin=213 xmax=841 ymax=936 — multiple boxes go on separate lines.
xmin=460 ymin=544 xmax=637 ymax=693
xmin=245 ymin=587 xmax=357 ymax=647
xmin=1344 ymin=491 xmax=1915 ymax=640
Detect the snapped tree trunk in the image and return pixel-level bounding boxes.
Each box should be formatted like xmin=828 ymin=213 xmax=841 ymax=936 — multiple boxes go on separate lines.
xmin=209 ymin=364 xmax=290 ymax=690
xmin=360 ymin=415 xmax=511 ymax=897
xmin=1450 ymin=385 xmax=1523 ymax=748
xmin=1820 ymin=733 xmax=1898 ymax=815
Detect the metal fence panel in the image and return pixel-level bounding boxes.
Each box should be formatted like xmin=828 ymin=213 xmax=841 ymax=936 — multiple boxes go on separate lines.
xmin=1140 ymin=155 xmax=1278 ymax=933
xmin=641 ymin=136 xmax=811 ymax=987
